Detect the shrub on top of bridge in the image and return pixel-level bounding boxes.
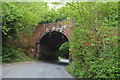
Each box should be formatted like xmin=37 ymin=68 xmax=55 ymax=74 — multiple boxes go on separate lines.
xmin=2 ymin=2 xmax=66 ymax=42
xmin=2 ymin=2 xmax=60 ymax=39
xmin=62 ymin=2 xmax=119 ymax=78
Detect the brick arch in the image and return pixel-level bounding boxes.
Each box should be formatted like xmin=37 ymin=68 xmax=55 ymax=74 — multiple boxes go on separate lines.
xmin=36 ymin=31 xmax=69 ymax=60
xmin=40 ymin=31 xmax=70 ymax=42
xmin=34 ymin=20 xmax=72 ymax=59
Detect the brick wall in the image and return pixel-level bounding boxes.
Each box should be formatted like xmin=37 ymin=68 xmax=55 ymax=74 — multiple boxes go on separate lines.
xmin=17 ymin=20 xmax=72 ymax=57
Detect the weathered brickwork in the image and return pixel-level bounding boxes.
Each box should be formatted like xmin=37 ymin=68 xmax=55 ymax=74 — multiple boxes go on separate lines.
xmin=18 ymin=20 xmax=72 ymax=58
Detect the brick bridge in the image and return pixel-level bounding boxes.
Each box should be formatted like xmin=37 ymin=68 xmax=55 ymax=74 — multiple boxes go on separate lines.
xmin=32 ymin=20 xmax=72 ymax=60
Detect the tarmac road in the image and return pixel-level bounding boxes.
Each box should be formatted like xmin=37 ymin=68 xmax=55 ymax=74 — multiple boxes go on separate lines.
xmin=2 ymin=60 xmax=73 ymax=78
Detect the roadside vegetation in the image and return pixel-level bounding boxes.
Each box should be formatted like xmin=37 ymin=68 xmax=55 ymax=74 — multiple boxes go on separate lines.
xmin=61 ymin=2 xmax=119 ymax=78
xmin=2 ymin=2 xmax=65 ymax=63
xmin=1 ymin=1 xmax=119 ymax=78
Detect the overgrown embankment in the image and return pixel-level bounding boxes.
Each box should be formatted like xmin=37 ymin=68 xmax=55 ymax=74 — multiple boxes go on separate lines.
xmin=2 ymin=2 xmax=66 ymax=63
xmin=58 ymin=2 xmax=119 ymax=78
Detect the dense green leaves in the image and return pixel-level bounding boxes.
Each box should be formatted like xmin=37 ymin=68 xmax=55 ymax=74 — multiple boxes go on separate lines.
xmin=2 ymin=2 xmax=48 ymax=63
xmin=2 ymin=47 xmax=33 ymax=63
xmin=2 ymin=2 xmax=66 ymax=63
xmin=2 ymin=2 xmax=66 ymax=39
xmin=2 ymin=2 xmax=48 ymax=35
xmin=63 ymin=2 xmax=119 ymax=78
xmin=59 ymin=42 xmax=69 ymax=59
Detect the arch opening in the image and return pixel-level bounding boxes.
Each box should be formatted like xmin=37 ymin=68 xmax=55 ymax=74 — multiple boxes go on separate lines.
xmin=38 ymin=31 xmax=69 ymax=60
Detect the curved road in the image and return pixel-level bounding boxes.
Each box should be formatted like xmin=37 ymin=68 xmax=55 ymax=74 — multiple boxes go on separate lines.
xmin=2 ymin=60 xmax=73 ymax=78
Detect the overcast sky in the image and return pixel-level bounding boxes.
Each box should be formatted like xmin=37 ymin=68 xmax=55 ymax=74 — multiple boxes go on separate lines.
xmin=44 ymin=0 xmax=69 ymax=9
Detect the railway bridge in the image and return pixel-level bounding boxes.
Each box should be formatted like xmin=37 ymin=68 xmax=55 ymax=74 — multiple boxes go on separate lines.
xmin=34 ymin=20 xmax=72 ymax=60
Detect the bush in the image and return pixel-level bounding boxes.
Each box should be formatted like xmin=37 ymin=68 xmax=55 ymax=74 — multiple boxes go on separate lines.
xmin=88 ymin=53 xmax=120 ymax=78
xmin=67 ymin=53 xmax=119 ymax=78
xmin=2 ymin=47 xmax=33 ymax=63
xmin=63 ymin=2 xmax=119 ymax=78
xmin=59 ymin=42 xmax=69 ymax=59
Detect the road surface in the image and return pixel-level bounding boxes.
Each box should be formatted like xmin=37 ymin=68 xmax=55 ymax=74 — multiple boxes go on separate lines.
xmin=2 ymin=60 xmax=73 ymax=78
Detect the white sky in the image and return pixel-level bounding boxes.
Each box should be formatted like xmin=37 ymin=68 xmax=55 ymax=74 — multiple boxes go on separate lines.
xmin=44 ymin=0 xmax=70 ymax=2
xmin=44 ymin=0 xmax=61 ymax=2
xmin=44 ymin=0 xmax=69 ymax=9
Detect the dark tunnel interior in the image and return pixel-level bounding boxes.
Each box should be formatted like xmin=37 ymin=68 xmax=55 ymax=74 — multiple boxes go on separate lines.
xmin=39 ymin=31 xmax=69 ymax=60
